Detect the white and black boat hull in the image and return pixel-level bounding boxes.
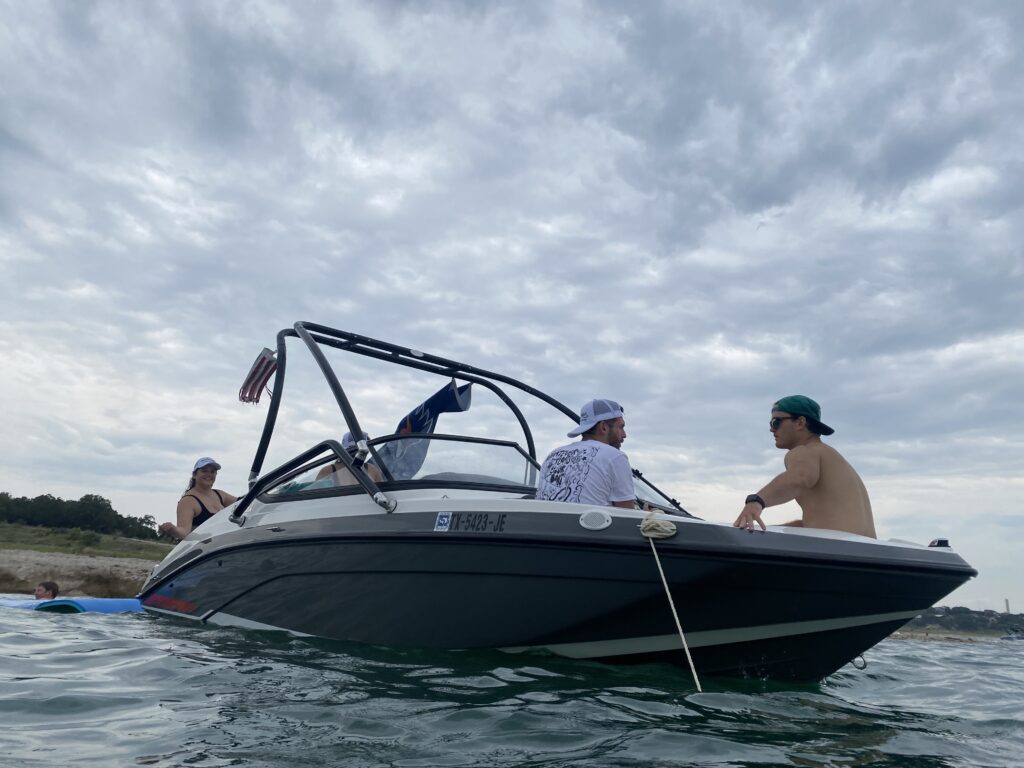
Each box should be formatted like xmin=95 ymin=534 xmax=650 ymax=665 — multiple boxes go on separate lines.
xmin=140 ymin=502 xmax=975 ymax=681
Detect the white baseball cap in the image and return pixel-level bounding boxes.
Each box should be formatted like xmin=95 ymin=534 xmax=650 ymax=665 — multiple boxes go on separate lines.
xmin=193 ymin=457 xmax=221 ymax=471
xmin=567 ymin=399 xmax=624 ymax=437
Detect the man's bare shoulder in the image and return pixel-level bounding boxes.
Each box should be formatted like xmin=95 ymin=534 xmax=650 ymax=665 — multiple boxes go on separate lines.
xmin=816 ymin=442 xmax=862 ymax=477
xmin=784 ymin=442 xmax=823 ymax=464
xmin=814 ymin=440 xmax=850 ymax=463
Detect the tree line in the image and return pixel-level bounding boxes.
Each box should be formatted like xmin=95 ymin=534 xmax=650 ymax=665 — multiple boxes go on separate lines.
xmin=0 ymin=491 xmax=159 ymax=540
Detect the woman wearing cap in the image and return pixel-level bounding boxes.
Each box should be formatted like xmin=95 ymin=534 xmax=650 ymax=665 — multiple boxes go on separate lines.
xmin=316 ymin=432 xmax=385 ymax=486
xmin=158 ymin=457 xmax=238 ymax=540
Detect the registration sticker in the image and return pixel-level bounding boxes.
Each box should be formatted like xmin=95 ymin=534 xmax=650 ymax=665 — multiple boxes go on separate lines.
xmin=434 ymin=512 xmax=451 ymax=532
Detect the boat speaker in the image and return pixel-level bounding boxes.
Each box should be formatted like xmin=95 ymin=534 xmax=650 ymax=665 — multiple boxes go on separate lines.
xmin=579 ymin=509 xmax=613 ymax=531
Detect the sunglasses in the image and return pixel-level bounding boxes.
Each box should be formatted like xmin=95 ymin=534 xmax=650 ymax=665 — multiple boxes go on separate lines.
xmin=769 ymin=416 xmax=800 ymax=430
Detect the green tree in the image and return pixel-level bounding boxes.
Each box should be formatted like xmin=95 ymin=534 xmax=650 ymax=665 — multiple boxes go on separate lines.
xmin=0 ymin=491 xmax=160 ymax=540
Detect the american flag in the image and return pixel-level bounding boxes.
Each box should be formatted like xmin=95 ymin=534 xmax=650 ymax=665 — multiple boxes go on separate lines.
xmin=238 ymin=348 xmax=277 ymax=404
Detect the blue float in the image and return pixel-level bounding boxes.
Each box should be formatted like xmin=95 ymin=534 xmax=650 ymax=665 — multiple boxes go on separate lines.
xmin=0 ymin=597 xmax=143 ymax=614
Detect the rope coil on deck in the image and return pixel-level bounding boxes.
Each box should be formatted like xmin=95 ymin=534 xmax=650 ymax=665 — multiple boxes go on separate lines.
xmin=640 ymin=509 xmax=702 ymax=692
xmin=639 ymin=513 xmax=678 ymax=539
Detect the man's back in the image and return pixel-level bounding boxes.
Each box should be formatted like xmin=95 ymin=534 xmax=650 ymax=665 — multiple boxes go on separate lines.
xmin=790 ymin=442 xmax=876 ymax=537
xmin=536 ymin=440 xmax=634 ymax=507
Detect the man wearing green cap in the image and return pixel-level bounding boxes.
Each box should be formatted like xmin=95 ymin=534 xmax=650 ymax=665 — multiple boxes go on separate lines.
xmin=733 ymin=395 xmax=876 ymax=538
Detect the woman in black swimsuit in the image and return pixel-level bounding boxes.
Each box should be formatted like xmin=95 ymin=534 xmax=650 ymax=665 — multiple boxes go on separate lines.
xmin=158 ymin=457 xmax=238 ymax=540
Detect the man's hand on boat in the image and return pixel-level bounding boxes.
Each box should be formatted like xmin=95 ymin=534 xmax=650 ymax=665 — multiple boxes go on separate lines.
xmin=733 ymin=501 xmax=767 ymax=533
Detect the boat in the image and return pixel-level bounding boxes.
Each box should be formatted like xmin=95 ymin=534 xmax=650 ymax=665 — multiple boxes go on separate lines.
xmin=138 ymin=322 xmax=978 ymax=681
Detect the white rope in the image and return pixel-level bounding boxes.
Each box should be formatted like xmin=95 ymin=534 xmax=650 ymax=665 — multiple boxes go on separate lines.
xmin=640 ymin=510 xmax=703 ymax=692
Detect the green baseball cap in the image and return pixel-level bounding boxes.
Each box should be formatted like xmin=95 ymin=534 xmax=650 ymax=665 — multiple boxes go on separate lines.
xmin=771 ymin=395 xmax=834 ymax=435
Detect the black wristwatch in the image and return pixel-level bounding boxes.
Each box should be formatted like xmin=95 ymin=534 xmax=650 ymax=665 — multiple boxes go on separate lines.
xmin=745 ymin=493 xmax=766 ymax=509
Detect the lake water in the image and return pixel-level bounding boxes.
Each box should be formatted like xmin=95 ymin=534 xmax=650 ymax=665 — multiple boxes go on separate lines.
xmin=2 ymin=602 xmax=1021 ymax=767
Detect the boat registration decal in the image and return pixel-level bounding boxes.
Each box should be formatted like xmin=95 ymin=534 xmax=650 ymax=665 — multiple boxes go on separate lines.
xmin=435 ymin=512 xmax=507 ymax=533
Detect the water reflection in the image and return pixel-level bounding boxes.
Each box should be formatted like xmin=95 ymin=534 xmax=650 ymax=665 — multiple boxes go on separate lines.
xmin=1 ymin=607 xmax=1021 ymax=767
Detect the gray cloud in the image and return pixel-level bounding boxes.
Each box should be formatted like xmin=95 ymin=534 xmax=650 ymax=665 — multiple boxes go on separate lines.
xmin=1 ymin=0 xmax=1021 ymax=610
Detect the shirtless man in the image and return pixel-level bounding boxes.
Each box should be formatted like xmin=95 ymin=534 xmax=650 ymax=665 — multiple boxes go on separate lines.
xmin=733 ymin=395 xmax=876 ymax=538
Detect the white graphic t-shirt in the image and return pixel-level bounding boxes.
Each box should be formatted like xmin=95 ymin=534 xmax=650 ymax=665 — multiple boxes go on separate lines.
xmin=535 ymin=440 xmax=635 ymax=506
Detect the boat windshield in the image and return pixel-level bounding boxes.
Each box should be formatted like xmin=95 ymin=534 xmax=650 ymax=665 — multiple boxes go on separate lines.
xmin=374 ymin=434 xmax=538 ymax=487
xmin=633 ymin=477 xmax=673 ymax=509
xmin=262 ymin=434 xmax=539 ymax=499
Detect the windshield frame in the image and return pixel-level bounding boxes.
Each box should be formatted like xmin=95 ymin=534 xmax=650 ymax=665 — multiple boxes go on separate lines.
xmin=257 ymin=434 xmax=542 ymax=503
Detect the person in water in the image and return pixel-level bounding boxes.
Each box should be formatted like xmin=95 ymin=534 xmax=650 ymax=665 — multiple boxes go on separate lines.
xmin=158 ymin=457 xmax=238 ymax=540
xmin=34 ymin=581 xmax=59 ymax=600
xmin=316 ymin=432 xmax=385 ymax=485
xmin=733 ymin=395 xmax=876 ymax=538
xmin=535 ymin=399 xmax=636 ymax=509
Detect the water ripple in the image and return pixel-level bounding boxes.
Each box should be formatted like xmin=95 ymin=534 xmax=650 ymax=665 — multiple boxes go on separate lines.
xmin=1 ymin=603 xmax=1022 ymax=767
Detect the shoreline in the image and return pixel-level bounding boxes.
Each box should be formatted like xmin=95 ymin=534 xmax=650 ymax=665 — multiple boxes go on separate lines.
xmin=0 ymin=548 xmax=159 ymax=598
xmin=887 ymin=628 xmax=1003 ymax=643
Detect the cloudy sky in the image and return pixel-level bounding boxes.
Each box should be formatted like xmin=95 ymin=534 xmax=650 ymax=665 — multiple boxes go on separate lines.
xmin=2 ymin=1 xmax=1021 ymax=611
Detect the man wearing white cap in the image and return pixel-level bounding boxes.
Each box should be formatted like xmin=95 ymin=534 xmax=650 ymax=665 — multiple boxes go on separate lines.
xmin=535 ymin=399 xmax=636 ymax=509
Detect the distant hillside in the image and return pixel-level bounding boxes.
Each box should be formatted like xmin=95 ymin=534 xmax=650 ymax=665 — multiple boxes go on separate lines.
xmin=905 ymin=606 xmax=1024 ymax=636
xmin=0 ymin=491 xmax=159 ymax=540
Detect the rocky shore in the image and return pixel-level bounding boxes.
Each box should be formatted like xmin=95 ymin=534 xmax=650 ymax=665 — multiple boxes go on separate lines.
xmin=0 ymin=548 xmax=158 ymax=598
xmin=889 ymin=628 xmax=1002 ymax=643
